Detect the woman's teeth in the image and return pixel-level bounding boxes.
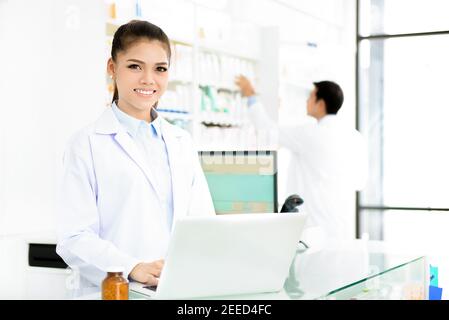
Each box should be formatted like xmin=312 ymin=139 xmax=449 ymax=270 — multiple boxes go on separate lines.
xmin=134 ymin=89 xmax=155 ymax=96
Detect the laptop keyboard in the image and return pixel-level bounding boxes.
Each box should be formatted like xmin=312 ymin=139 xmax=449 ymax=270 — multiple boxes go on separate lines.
xmin=143 ymin=285 xmax=158 ymax=291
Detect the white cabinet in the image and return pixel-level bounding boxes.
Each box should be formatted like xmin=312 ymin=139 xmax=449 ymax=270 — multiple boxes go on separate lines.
xmin=0 ymin=234 xmax=71 ymax=300
xmin=24 ymin=267 xmax=72 ymax=300
xmin=0 ymin=236 xmax=27 ymax=299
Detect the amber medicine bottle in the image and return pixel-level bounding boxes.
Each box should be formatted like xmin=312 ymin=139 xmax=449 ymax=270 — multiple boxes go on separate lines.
xmin=101 ymin=267 xmax=129 ymax=300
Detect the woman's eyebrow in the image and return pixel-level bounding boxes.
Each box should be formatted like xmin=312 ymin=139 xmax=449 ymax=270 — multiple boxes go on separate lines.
xmin=127 ymin=59 xmax=145 ymax=64
xmin=126 ymin=59 xmax=168 ymax=66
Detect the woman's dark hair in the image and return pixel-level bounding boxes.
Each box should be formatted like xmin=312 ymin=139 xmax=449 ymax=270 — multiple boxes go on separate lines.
xmin=111 ymin=20 xmax=171 ymax=102
xmin=313 ymin=81 xmax=344 ymax=115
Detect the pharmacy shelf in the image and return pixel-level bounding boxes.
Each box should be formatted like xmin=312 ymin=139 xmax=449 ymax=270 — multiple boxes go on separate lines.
xmin=198 ymin=83 xmax=240 ymax=93
xmin=199 ymin=111 xmax=243 ymax=128
xmin=171 ymin=37 xmax=194 ymax=48
xmin=200 ymin=119 xmax=242 ymax=128
xmin=198 ymin=43 xmax=260 ymax=63
xmin=158 ymin=109 xmax=192 ymax=121
xmin=106 ymin=19 xmax=119 ymax=37
xmin=170 ymin=80 xmax=240 ymax=93
xmin=169 ymin=78 xmax=194 ymax=85
xmin=201 ymin=122 xmax=238 ymax=128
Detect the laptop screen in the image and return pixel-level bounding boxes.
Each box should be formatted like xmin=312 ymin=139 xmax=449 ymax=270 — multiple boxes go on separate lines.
xmin=198 ymin=150 xmax=278 ymax=214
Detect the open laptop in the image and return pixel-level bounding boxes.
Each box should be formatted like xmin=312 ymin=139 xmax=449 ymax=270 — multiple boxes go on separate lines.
xmin=130 ymin=212 xmax=307 ymax=299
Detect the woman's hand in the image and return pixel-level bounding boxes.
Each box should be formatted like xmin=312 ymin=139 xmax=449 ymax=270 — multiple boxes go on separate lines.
xmin=129 ymin=259 xmax=165 ymax=286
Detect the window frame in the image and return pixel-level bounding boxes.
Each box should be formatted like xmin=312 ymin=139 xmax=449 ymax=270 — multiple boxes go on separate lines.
xmin=355 ymin=0 xmax=449 ymax=238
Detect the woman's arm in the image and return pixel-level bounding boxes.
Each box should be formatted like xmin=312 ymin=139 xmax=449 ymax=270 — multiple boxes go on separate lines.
xmin=56 ymin=137 xmax=140 ymax=287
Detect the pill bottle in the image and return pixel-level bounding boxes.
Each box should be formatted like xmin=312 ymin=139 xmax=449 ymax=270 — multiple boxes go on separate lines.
xmin=101 ymin=267 xmax=129 ymax=300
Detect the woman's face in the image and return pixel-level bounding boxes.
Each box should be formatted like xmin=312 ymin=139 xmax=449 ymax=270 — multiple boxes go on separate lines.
xmin=108 ymin=39 xmax=169 ymax=121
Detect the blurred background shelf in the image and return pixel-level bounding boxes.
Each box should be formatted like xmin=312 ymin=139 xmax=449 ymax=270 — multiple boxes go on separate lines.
xmin=157 ymin=109 xmax=193 ymax=121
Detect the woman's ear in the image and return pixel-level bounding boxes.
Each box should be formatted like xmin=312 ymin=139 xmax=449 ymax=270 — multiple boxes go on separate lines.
xmin=107 ymin=58 xmax=115 ymax=79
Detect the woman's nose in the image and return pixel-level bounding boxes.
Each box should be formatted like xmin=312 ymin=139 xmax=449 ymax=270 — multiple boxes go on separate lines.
xmin=140 ymin=71 xmax=155 ymax=85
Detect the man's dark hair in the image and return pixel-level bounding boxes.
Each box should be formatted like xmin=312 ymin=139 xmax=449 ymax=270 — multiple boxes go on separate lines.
xmin=313 ymin=81 xmax=344 ymax=115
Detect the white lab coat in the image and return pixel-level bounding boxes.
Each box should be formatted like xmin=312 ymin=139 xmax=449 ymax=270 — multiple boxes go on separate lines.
xmin=249 ymin=102 xmax=368 ymax=242
xmin=56 ymin=107 xmax=215 ymax=296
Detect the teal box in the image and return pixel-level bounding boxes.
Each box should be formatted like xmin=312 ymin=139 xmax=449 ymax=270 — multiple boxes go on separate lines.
xmin=430 ymin=265 xmax=438 ymax=287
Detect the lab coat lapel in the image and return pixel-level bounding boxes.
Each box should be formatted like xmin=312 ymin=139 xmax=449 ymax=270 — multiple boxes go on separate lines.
xmin=160 ymin=120 xmax=184 ymax=227
xmin=95 ymin=107 xmax=163 ymax=202
xmin=113 ymin=130 xmax=163 ymax=202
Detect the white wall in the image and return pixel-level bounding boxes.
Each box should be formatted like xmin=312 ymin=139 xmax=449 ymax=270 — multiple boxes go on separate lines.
xmin=0 ymin=0 xmax=106 ymax=236
xmin=0 ymin=0 xmax=106 ymax=299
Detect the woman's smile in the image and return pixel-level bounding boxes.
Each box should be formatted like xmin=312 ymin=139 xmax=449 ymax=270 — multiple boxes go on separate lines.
xmin=134 ymin=88 xmax=157 ymax=97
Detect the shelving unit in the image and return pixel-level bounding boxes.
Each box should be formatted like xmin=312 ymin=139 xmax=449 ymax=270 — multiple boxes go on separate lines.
xmin=104 ymin=0 xmax=279 ymax=151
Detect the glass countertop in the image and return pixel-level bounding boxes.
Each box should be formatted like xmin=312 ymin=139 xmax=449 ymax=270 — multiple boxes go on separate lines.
xmin=282 ymin=240 xmax=426 ymax=300
xmin=127 ymin=240 xmax=427 ymax=300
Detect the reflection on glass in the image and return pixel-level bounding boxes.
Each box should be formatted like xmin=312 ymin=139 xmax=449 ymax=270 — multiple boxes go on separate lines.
xmin=282 ymin=241 xmax=426 ymax=299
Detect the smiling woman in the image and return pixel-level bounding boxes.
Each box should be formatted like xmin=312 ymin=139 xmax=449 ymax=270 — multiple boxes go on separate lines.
xmin=56 ymin=20 xmax=215 ymax=298
xmin=108 ymin=20 xmax=172 ymax=122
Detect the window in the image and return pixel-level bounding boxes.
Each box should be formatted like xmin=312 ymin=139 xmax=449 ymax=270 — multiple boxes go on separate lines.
xmin=356 ymin=0 xmax=449 ymax=241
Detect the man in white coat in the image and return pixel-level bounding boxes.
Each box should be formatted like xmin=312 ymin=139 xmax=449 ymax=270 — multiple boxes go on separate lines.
xmin=236 ymin=76 xmax=368 ymax=243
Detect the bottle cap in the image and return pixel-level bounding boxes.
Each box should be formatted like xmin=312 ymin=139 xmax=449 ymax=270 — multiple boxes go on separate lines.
xmin=107 ymin=266 xmax=124 ymax=273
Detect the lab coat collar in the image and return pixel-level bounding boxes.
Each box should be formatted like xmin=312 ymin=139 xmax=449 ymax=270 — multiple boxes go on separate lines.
xmin=318 ymin=114 xmax=339 ymax=126
xmin=94 ymin=107 xmax=164 ymax=201
xmin=95 ymin=106 xmax=121 ymax=134
xmin=94 ymin=107 xmax=186 ymax=229
xmin=95 ymin=106 xmax=185 ymax=138
xmin=100 ymin=103 xmax=162 ymax=138
xmin=110 ymin=102 xmax=141 ymax=137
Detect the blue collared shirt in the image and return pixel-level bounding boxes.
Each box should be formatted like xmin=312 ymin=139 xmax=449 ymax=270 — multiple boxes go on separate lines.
xmin=111 ymin=102 xmax=174 ymax=230
xmin=247 ymin=95 xmax=258 ymax=107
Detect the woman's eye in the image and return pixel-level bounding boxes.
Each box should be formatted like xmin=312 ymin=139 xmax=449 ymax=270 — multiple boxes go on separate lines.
xmin=128 ymin=64 xmax=141 ymax=70
xmin=156 ymin=66 xmax=168 ymax=72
